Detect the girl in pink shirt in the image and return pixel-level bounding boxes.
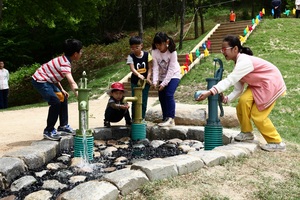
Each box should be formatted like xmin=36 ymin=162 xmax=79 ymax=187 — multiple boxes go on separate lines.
xmin=197 ymin=35 xmax=286 ymax=152
xmin=152 ymin=32 xmax=181 ymax=127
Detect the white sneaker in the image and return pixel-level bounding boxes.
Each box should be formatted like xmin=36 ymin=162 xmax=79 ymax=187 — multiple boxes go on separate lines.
xmin=261 ymin=142 xmax=286 ymax=152
xmin=234 ymin=132 xmax=254 ymax=141
xmin=158 ymin=118 xmax=175 ymax=127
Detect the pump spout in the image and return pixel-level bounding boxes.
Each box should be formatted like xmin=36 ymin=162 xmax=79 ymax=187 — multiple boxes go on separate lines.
xmin=123 ymin=97 xmax=138 ymax=104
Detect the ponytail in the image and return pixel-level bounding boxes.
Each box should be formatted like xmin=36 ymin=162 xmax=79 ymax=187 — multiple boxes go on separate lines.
xmin=240 ymin=47 xmax=253 ymax=56
xmin=152 ymin=32 xmax=176 ymax=53
xmin=223 ymin=35 xmax=254 ymax=56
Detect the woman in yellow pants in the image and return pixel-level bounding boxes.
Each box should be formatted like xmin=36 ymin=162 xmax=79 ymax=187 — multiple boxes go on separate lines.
xmin=196 ymin=35 xmax=286 ymax=152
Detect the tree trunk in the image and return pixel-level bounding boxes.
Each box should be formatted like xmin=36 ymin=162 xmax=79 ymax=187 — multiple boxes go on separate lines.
xmin=0 ymin=0 xmax=3 ymax=21
xmin=193 ymin=0 xmax=199 ymax=39
xmin=179 ymin=0 xmax=186 ymax=50
xmin=138 ymin=0 xmax=143 ymax=38
xmin=199 ymin=1 xmax=204 ymax=34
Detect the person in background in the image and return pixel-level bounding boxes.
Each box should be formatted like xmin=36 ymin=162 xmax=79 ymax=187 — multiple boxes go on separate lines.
xmin=32 ymin=39 xmax=82 ymax=141
xmin=229 ymin=9 xmax=236 ymax=22
xmin=296 ymin=0 xmax=300 ymax=18
xmin=151 ymin=32 xmax=181 ymax=127
xmin=126 ymin=36 xmax=152 ymax=122
xmin=272 ymin=0 xmax=282 ymax=19
xmin=196 ymin=35 xmax=286 ymax=152
xmin=104 ymin=82 xmax=132 ymax=128
xmin=0 ymin=61 xmax=9 ymax=109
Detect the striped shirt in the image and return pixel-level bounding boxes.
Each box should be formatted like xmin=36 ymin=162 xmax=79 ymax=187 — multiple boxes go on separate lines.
xmin=32 ymin=56 xmax=71 ymax=83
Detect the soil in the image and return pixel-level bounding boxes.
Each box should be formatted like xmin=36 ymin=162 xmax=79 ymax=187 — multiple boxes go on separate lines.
xmin=0 ymin=95 xmax=157 ymax=157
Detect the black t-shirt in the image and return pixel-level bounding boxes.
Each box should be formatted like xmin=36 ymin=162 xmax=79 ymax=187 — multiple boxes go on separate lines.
xmin=130 ymin=51 xmax=149 ymax=85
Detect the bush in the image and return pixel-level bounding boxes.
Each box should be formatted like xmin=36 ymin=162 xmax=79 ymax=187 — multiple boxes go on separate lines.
xmin=9 ymin=63 xmax=42 ymax=106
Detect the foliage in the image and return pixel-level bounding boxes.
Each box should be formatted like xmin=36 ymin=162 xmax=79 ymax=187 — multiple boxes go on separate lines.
xmin=9 ymin=63 xmax=42 ymax=106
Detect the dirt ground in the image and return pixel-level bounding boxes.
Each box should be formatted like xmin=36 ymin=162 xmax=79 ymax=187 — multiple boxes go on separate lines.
xmin=0 ymin=94 xmax=157 ymax=157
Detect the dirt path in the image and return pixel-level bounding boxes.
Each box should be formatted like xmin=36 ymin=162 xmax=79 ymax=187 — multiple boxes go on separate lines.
xmin=0 ymin=95 xmax=157 ymax=157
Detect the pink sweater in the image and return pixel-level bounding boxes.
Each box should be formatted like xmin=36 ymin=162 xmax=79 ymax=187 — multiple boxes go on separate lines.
xmin=211 ymin=53 xmax=286 ymax=111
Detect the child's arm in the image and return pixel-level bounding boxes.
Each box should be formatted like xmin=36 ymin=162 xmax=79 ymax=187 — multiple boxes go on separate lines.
xmin=129 ymin=63 xmax=145 ymax=80
xmin=109 ymin=102 xmax=130 ymax=110
xmin=65 ymin=73 xmax=79 ymax=97
xmin=147 ymin=54 xmax=153 ymax=85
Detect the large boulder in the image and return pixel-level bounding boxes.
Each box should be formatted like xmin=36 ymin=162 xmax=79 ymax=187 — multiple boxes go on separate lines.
xmin=145 ymin=103 xmax=239 ymax=128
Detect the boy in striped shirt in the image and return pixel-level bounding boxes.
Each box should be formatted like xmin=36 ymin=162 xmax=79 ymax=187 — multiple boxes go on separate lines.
xmin=32 ymin=39 xmax=82 ymax=140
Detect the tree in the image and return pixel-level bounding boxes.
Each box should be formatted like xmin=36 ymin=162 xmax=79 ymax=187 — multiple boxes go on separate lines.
xmin=179 ymin=0 xmax=186 ymax=50
xmin=138 ymin=0 xmax=143 ymax=38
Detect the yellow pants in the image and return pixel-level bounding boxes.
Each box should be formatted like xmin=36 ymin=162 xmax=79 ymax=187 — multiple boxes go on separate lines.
xmin=236 ymin=88 xmax=282 ymax=143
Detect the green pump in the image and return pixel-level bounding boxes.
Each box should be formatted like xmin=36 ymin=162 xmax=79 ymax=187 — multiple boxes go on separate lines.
xmin=74 ymin=71 xmax=94 ymax=160
xmin=195 ymin=58 xmax=225 ymax=150
xmin=123 ymin=79 xmax=147 ymax=140
xmin=204 ymin=58 xmax=224 ymax=150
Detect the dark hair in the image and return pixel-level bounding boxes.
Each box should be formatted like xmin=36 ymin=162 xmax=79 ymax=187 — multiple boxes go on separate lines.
xmin=129 ymin=36 xmax=142 ymax=45
xmin=63 ymin=39 xmax=83 ymax=57
xmin=223 ymin=35 xmax=253 ymax=56
xmin=152 ymin=32 xmax=176 ymax=53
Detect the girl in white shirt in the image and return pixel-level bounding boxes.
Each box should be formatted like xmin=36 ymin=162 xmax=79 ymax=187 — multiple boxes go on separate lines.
xmin=151 ymin=32 xmax=181 ymax=127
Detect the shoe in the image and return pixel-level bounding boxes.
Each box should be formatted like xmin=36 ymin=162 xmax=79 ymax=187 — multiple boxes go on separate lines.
xmin=234 ymin=132 xmax=254 ymax=141
xmin=261 ymin=142 xmax=286 ymax=152
xmin=43 ymin=129 xmax=61 ymax=141
xmin=104 ymin=121 xmax=111 ymax=128
xmin=158 ymin=117 xmax=175 ymax=127
xmin=126 ymin=120 xmax=132 ymax=126
xmin=58 ymin=124 xmax=74 ymax=133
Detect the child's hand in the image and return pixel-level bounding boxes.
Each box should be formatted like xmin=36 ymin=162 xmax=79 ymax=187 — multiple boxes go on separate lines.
xmin=61 ymin=89 xmax=69 ymax=98
xmin=120 ymin=104 xmax=130 ymax=109
xmin=146 ymin=78 xmax=152 ymax=85
xmin=158 ymin=85 xmax=164 ymax=91
xmin=138 ymin=74 xmax=145 ymax=80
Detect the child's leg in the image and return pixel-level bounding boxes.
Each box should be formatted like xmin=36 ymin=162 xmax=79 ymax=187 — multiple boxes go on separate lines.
xmin=105 ymin=107 xmax=124 ymax=122
xmin=59 ymin=96 xmax=68 ymax=126
xmin=251 ymin=101 xmax=282 ymax=143
xmin=158 ymin=89 xmax=167 ymax=120
xmin=32 ymin=79 xmax=60 ymax=131
xmin=236 ymin=88 xmax=254 ymax=133
xmin=124 ymin=110 xmax=132 ymax=124
xmin=131 ymin=83 xmax=137 ymax=119
xmin=142 ymin=83 xmax=150 ymax=119
xmin=164 ymin=78 xmax=180 ymax=119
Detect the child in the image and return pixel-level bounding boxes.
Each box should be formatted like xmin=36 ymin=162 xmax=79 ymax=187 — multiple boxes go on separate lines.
xmin=126 ymin=36 xmax=152 ymax=121
xmin=31 ymin=39 xmax=82 ymax=141
xmin=151 ymin=32 xmax=181 ymax=127
xmin=229 ymin=9 xmax=236 ymax=22
xmin=196 ymin=35 xmax=286 ymax=152
xmin=104 ymin=82 xmax=132 ymax=127
xmin=0 ymin=61 xmax=9 ymax=109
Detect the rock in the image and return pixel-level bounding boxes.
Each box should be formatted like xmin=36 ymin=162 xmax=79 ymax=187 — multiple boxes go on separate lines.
xmin=10 ymin=176 xmax=37 ymax=192
xmin=69 ymin=176 xmax=87 ymax=184
xmin=42 ymin=180 xmax=67 ymax=190
xmin=146 ymin=103 xmax=239 ymax=128
xmin=60 ymin=181 xmax=118 ymax=200
xmin=24 ymin=190 xmax=52 ymax=200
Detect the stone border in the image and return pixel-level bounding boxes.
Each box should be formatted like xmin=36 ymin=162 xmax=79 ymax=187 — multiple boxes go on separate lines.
xmin=0 ymin=125 xmax=260 ymax=199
